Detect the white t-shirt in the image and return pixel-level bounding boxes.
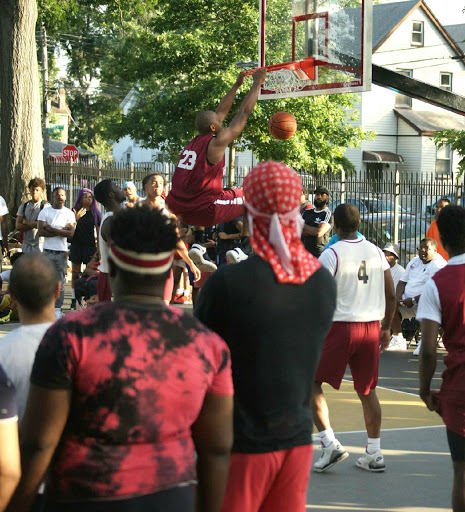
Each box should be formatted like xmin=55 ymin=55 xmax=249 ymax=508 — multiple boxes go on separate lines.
xmin=0 ymin=196 xmax=8 ymax=242
xmin=38 ymin=206 xmax=76 ymax=252
xmin=416 ymin=254 xmax=465 ymax=324
xmin=319 ymin=238 xmax=389 ymax=322
xmin=390 ymin=262 xmax=405 ymax=290
xmin=400 ymin=254 xmax=447 ymax=299
xmin=0 ymin=322 xmax=53 ymax=421
xmin=98 ymin=211 xmax=113 ymax=273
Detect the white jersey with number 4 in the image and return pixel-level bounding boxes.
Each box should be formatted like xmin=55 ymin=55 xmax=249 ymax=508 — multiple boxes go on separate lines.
xmin=319 ymin=239 xmax=389 ymax=322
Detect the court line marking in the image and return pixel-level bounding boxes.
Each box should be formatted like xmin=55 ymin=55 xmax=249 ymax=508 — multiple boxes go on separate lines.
xmin=341 ymin=378 xmax=421 ymax=397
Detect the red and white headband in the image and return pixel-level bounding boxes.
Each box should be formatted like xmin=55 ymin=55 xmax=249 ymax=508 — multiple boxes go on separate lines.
xmin=109 ymin=244 xmax=173 ymax=275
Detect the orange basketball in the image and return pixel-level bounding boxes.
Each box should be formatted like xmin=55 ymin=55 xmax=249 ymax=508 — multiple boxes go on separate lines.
xmin=269 ymin=111 xmax=297 ymax=140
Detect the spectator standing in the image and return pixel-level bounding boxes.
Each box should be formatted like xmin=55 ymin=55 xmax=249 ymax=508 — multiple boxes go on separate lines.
xmin=38 ymin=187 xmax=75 ymax=318
xmin=7 ymin=206 xmax=233 ymax=512
xmin=70 ymin=189 xmax=102 ymax=309
xmin=123 ymin=181 xmax=140 ymax=208
xmin=417 ymin=205 xmax=465 ymax=512
xmin=0 ymin=254 xmax=59 ymax=420
xmin=302 ymin=186 xmax=333 ymax=257
xmin=392 ymin=238 xmax=447 ymax=355
xmin=15 ymin=178 xmax=49 ymax=253
xmin=0 ymin=364 xmax=20 ymax=512
xmin=93 ymin=180 xmax=126 ymax=302
xmin=0 ymin=196 xmax=8 ymax=258
xmin=426 ymin=197 xmax=450 ymax=261
xmin=196 ymin=161 xmax=336 ymax=512
xmin=312 ymin=203 xmax=396 ymax=473
xmin=382 ymin=243 xmax=406 ymax=350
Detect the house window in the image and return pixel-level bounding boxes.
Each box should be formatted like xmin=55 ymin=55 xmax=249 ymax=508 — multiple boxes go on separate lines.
xmin=436 ymin=144 xmax=451 ymax=175
xmin=126 ymin=152 xmax=131 ymax=164
xmin=411 ymin=21 xmax=424 ymax=46
xmin=440 ymin=72 xmax=452 ymax=91
xmin=395 ymin=69 xmax=413 ymax=108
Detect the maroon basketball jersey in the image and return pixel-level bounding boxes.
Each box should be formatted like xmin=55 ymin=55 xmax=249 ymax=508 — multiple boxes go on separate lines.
xmin=167 ymin=134 xmax=225 ymax=212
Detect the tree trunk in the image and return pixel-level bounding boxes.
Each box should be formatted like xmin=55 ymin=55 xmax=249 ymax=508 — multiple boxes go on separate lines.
xmin=0 ymin=0 xmax=45 ymax=224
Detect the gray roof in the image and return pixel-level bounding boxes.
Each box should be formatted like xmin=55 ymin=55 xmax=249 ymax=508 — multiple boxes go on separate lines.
xmin=394 ymin=109 xmax=465 ymax=133
xmin=372 ymin=1 xmax=419 ymax=49
xmin=444 ymin=24 xmax=465 ymax=53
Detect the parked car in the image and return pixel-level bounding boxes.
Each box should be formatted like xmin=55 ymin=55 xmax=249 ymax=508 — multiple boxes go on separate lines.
xmin=330 ymin=197 xmax=408 ymax=215
xmin=359 ymin=213 xmax=430 ymax=265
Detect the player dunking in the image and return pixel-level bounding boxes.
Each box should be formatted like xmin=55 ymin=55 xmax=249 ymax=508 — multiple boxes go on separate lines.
xmin=166 ymin=69 xmax=266 ymax=228
xmin=312 ymin=203 xmax=396 ymax=473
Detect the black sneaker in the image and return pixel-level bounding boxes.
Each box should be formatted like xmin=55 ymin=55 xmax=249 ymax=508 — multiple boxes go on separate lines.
xmin=0 ymin=308 xmax=11 ymax=323
xmin=71 ymin=299 xmax=77 ymax=309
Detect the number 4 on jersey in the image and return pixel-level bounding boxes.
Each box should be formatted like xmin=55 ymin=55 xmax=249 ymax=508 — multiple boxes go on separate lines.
xmin=358 ymin=260 xmax=369 ymax=284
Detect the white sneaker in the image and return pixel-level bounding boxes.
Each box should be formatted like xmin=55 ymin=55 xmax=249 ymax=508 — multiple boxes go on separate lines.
xmin=188 ymin=244 xmax=217 ymax=272
xmin=438 ymin=339 xmax=445 ymax=349
xmin=55 ymin=308 xmax=63 ymax=319
xmin=226 ymin=248 xmax=249 ymax=264
xmin=313 ymin=440 xmax=349 ymax=473
xmin=413 ymin=339 xmax=422 ymax=356
xmin=356 ymin=450 xmax=385 ymax=472
xmin=386 ymin=334 xmax=407 ymax=351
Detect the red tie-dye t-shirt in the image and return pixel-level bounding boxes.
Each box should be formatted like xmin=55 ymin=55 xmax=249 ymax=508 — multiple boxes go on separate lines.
xmin=31 ymin=301 xmax=233 ymax=502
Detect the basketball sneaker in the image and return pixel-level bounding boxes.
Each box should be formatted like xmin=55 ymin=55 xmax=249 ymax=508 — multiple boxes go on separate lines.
xmin=356 ymin=450 xmax=385 ymax=472
xmin=226 ymin=248 xmax=249 ymax=264
xmin=386 ymin=334 xmax=407 ymax=351
xmin=313 ymin=440 xmax=349 ymax=473
xmin=188 ymin=244 xmax=217 ymax=272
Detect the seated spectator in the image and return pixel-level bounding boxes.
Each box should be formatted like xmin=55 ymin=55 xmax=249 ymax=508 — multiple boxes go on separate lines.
xmin=383 ymin=243 xmax=406 ymax=350
xmin=0 ymin=252 xmax=25 ymax=323
xmin=8 ymin=205 xmax=233 ymax=512
xmin=0 ymin=364 xmax=20 ymax=512
xmin=392 ymin=238 xmax=446 ymax=354
xmin=217 ymin=217 xmax=242 ymax=266
xmin=73 ymin=251 xmax=100 ymax=308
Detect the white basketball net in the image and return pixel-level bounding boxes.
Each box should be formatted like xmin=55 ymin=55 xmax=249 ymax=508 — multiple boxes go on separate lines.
xmin=263 ymin=69 xmax=307 ymax=94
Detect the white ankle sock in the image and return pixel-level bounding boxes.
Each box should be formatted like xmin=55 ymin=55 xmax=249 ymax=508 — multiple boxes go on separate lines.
xmin=319 ymin=429 xmax=336 ymax=448
xmin=183 ymin=290 xmax=190 ymax=296
xmin=367 ymin=437 xmax=381 ymax=454
xmin=176 ymin=289 xmax=183 ymax=295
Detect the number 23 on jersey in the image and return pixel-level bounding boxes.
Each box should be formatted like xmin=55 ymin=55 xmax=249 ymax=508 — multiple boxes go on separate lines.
xmin=178 ymin=150 xmax=197 ymax=170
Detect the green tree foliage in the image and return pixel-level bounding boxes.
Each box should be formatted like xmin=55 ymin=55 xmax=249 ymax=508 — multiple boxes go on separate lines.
xmin=433 ymin=130 xmax=465 ymax=177
xmin=105 ymin=0 xmax=372 ymax=171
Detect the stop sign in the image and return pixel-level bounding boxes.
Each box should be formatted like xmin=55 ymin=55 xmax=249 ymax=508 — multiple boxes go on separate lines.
xmin=62 ymin=144 xmax=79 ymax=161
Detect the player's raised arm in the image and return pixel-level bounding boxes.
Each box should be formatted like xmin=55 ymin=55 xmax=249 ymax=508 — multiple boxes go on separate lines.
xmin=215 ymin=72 xmax=246 ymax=123
xmin=208 ymin=69 xmax=266 ymax=163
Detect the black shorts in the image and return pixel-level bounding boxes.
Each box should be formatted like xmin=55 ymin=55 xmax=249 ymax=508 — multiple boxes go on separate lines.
xmin=46 ymin=485 xmax=194 ymax=512
xmin=69 ymin=244 xmax=96 ymax=265
xmin=447 ymin=428 xmax=465 ymax=462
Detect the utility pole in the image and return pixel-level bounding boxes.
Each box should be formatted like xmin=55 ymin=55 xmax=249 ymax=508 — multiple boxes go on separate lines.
xmin=41 ymin=25 xmax=50 ymax=161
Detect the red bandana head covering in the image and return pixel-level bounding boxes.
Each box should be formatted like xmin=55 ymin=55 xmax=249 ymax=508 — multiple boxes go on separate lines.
xmin=243 ymin=161 xmax=321 ymax=284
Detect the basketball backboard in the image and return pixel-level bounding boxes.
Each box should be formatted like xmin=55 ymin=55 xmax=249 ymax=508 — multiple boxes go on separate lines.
xmin=257 ymin=0 xmax=372 ymax=99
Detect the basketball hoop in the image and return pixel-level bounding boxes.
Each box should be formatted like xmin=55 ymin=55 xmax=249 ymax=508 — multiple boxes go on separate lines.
xmin=245 ymin=58 xmax=316 ymax=95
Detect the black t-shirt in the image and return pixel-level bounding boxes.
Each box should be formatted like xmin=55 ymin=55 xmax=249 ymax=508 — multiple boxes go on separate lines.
xmin=217 ymin=218 xmax=241 ymax=256
xmin=195 ymin=255 xmax=336 ymax=453
xmin=302 ymin=206 xmax=333 ymax=257
xmin=72 ymin=210 xmax=97 ymax=248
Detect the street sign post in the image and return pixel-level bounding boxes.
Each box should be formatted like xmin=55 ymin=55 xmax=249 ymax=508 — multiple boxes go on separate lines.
xmin=62 ymin=144 xmax=79 ymax=161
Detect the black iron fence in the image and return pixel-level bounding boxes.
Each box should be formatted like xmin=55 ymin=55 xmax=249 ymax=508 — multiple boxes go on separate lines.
xmin=45 ymin=161 xmax=464 ymax=267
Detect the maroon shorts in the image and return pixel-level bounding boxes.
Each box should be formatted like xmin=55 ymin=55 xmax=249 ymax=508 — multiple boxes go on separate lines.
xmin=97 ymin=272 xmax=112 ymax=302
xmin=167 ymin=189 xmax=244 ymax=227
xmin=315 ymin=321 xmax=380 ymax=395
xmin=221 ymin=445 xmax=313 ymax=512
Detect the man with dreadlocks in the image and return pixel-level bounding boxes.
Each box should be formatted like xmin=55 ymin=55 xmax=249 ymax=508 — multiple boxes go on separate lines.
xmin=8 ymin=206 xmax=234 ymax=512
xmin=195 ymin=161 xmax=336 ymax=512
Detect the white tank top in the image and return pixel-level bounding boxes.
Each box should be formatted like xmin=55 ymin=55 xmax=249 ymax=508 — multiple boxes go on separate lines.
xmin=319 ymin=239 xmax=389 ymax=322
xmin=98 ymin=211 xmax=113 ymax=273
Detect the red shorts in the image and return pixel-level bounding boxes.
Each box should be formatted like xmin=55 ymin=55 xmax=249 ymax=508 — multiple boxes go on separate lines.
xmin=315 ymin=321 xmax=380 ymax=395
xmin=97 ymin=272 xmax=112 ymax=302
xmin=193 ymin=270 xmax=212 ymax=289
xmin=221 ymin=445 xmax=313 ymax=512
xmin=167 ymin=189 xmax=244 ymax=227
